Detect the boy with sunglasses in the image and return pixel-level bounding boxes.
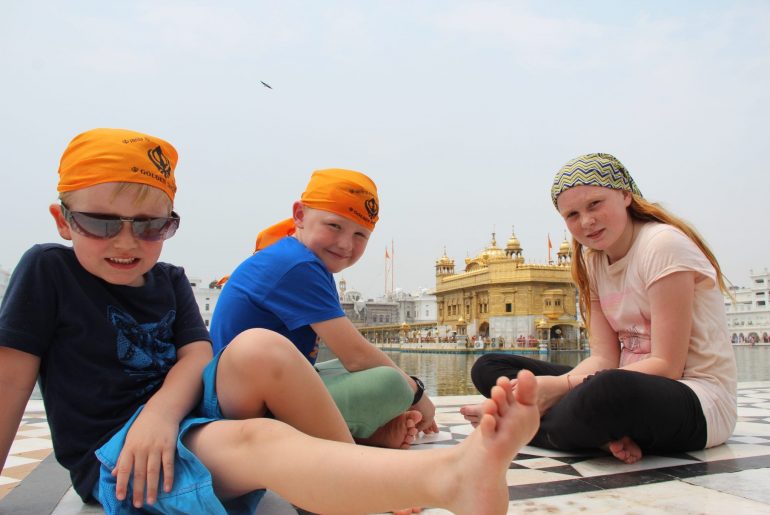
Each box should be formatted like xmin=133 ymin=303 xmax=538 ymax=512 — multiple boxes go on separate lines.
xmin=0 ymin=128 xmax=541 ymax=514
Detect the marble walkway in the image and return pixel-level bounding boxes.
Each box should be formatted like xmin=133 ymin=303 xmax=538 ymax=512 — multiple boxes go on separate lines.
xmin=3 ymin=381 xmax=770 ymax=514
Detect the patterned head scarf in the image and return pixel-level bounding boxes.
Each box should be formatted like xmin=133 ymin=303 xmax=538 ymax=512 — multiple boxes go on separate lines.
xmin=58 ymin=128 xmax=178 ymax=202
xmin=550 ymin=153 xmax=642 ymax=208
xmin=254 ymin=168 xmax=379 ymax=252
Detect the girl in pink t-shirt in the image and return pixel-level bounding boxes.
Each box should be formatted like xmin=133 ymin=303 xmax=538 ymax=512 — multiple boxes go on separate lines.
xmin=463 ymin=153 xmax=736 ymax=463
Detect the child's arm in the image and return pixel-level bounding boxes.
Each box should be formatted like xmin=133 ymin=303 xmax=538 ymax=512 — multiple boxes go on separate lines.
xmin=535 ymin=272 xmax=695 ymax=413
xmin=0 ymin=347 xmax=40 ymax=472
xmin=113 ymin=340 xmax=212 ymax=509
xmin=620 ymin=271 xmax=694 ymax=378
xmin=312 ymin=317 xmax=438 ymax=433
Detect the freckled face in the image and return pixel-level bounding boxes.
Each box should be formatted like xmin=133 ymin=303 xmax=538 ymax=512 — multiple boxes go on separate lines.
xmin=51 ymin=183 xmax=170 ymax=286
xmin=293 ymin=205 xmax=371 ymax=273
xmin=557 ymin=185 xmax=633 ymax=262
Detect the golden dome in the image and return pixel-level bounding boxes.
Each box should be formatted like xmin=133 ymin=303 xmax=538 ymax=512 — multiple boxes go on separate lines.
xmin=435 ymin=247 xmax=454 ymax=266
xmin=475 ymin=232 xmax=506 ymax=262
xmin=559 ymin=238 xmax=571 ymax=253
xmin=506 ymin=227 xmax=521 ymax=251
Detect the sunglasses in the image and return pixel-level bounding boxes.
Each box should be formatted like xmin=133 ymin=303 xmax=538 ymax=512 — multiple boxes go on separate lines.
xmin=60 ymin=203 xmax=180 ymax=241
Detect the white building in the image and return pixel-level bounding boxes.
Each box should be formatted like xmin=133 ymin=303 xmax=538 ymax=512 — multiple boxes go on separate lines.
xmin=725 ymin=268 xmax=770 ymax=344
xmin=337 ymin=278 xmax=437 ymax=328
xmin=188 ymin=278 xmax=222 ymax=329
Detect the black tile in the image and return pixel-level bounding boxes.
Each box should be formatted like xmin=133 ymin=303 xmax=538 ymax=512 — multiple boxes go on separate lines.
xmin=508 ymin=478 xmax=601 ymax=500
xmin=580 ymin=469 xmax=674 ymax=489
xmin=540 ymin=465 xmax=584 ymax=477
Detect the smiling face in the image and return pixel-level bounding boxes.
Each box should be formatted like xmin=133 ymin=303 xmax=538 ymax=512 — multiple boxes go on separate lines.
xmin=50 ymin=182 xmax=171 ymax=286
xmin=556 ymin=185 xmax=634 ymax=263
xmin=292 ymin=203 xmax=371 ymax=273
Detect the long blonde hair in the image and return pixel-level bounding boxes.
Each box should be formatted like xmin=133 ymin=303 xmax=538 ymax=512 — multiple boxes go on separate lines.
xmin=572 ymin=195 xmax=728 ymax=327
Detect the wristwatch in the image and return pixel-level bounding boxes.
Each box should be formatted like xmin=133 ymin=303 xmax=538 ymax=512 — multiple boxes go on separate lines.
xmin=410 ymin=375 xmax=425 ymax=405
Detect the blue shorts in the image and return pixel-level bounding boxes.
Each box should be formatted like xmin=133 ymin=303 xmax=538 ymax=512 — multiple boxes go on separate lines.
xmin=94 ymin=349 xmax=265 ymax=514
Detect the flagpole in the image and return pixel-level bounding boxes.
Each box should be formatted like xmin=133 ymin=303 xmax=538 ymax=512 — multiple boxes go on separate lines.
xmin=548 ymin=233 xmax=553 ymax=264
xmin=391 ymin=239 xmax=395 ymax=294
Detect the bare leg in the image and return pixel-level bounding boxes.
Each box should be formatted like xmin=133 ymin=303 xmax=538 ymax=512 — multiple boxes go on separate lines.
xmin=606 ymin=436 xmax=643 ymax=464
xmin=186 ymin=371 xmax=539 ymax=514
xmin=216 ymin=329 xmax=353 ymax=443
xmin=356 ymin=410 xmax=421 ymax=449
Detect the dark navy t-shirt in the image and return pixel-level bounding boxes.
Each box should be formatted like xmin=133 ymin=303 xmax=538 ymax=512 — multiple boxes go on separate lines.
xmin=0 ymin=244 xmax=210 ymax=500
xmin=210 ymin=237 xmax=344 ymax=362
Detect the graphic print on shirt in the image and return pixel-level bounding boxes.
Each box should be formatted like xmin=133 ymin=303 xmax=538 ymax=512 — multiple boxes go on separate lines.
xmin=618 ymin=324 xmax=651 ymax=366
xmin=109 ymin=306 xmax=177 ymax=397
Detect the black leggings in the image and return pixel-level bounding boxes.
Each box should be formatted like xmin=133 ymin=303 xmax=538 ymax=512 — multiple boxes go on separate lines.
xmin=471 ymin=353 xmax=707 ymax=452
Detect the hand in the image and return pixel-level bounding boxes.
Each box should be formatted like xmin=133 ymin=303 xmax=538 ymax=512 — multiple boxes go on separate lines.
xmin=412 ymin=395 xmax=438 ymax=434
xmin=113 ymin=407 xmax=178 ymax=508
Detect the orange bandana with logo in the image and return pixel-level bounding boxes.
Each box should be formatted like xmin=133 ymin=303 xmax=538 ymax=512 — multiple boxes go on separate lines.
xmin=58 ymin=128 xmax=178 ymax=202
xmin=255 ymin=168 xmax=379 ymax=252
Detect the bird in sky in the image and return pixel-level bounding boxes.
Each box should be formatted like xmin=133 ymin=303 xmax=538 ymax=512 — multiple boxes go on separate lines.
xmin=260 ymin=81 xmax=273 ymax=89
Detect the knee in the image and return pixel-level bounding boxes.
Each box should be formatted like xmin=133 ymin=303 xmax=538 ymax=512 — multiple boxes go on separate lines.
xmin=578 ymin=369 xmax=642 ymax=409
xmin=470 ymin=354 xmax=504 ymax=397
xmin=223 ymin=329 xmax=302 ymax=377
xmin=359 ymin=367 xmax=413 ymax=408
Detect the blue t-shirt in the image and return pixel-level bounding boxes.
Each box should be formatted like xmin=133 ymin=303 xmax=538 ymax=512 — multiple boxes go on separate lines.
xmin=0 ymin=244 xmax=210 ymax=501
xmin=210 ymin=237 xmax=344 ymax=362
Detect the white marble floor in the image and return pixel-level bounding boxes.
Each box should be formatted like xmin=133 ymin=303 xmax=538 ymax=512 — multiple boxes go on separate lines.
xmin=4 ymin=382 xmax=770 ymax=514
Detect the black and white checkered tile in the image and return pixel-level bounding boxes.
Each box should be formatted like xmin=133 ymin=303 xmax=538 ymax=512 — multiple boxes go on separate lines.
xmin=415 ymin=383 xmax=770 ymax=504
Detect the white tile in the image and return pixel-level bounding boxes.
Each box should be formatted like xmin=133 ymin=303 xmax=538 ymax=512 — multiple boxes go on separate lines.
xmin=0 ymin=476 xmax=20 ymax=486
xmin=434 ymin=412 xmax=472 ymax=424
xmin=507 ymin=480 xmax=770 ymax=514
xmin=8 ymin=437 xmax=53 ymax=454
xmin=24 ymin=399 xmax=45 ymax=413
xmin=571 ymin=455 xmax=697 ymax=478
xmin=734 ymin=421 xmax=770 ymax=437
xmin=432 ymin=394 xmax=483 ymax=406
xmin=16 ymin=427 xmax=51 ymax=438
xmin=729 ymin=436 xmax=770 ymax=444
xmin=744 ymin=392 xmax=770 ymax=400
xmin=451 ymin=424 xmax=474 ymax=436
xmin=752 ymin=402 xmax=770 ymax=410
xmin=504 ymin=467 xmax=575 ymax=486
xmin=2 ymin=454 xmax=40 ymax=468
xmin=685 ymin=468 xmax=770 ymax=505
xmin=685 ymin=443 xmax=770 ymax=461
xmin=413 ymin=430 xmax=454 ymax=446
xmin=738 ymin=406 xmax=770 ymax=417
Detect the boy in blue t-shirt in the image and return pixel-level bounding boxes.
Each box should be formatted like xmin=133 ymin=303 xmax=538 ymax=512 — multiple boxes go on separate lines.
xmin=0 ymin=129 xmax=541 ymax=514
xmin=211 ymin=169 xmax=437 ymax=448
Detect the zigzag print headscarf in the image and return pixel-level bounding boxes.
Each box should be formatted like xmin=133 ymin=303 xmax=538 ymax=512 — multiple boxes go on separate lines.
xmin=551 ymin=153 xmax=642 ymax=208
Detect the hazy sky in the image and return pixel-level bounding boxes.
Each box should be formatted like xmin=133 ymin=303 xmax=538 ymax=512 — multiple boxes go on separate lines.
xmin=2 ymin=1 xmax=768 ymax=298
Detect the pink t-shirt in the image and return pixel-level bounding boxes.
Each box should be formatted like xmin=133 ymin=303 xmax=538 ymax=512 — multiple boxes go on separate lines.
xmin=587 ymin=222 xmax=737 ymax=448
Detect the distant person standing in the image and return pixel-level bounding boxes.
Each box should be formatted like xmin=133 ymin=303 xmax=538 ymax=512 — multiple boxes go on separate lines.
xmin=462 ymin=153 xmax=737 ymax=464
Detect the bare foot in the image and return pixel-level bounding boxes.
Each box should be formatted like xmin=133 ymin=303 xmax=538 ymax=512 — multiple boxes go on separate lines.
xmin=607 ymin=436 xmax=643 ymax=464
xmin=459 ymin=403 xmax=484 ymax=428
xmin=447 ymin=371 xmax=540 ymax=515
xmin=357 ymin=410 xmax=422 ymax=449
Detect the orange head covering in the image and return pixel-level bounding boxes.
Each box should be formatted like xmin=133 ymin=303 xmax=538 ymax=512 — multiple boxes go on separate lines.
xmin=58 ymin=128 xmax=178 ymax=202
xmin=254 ymin=168 xmax=379 ymax=252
